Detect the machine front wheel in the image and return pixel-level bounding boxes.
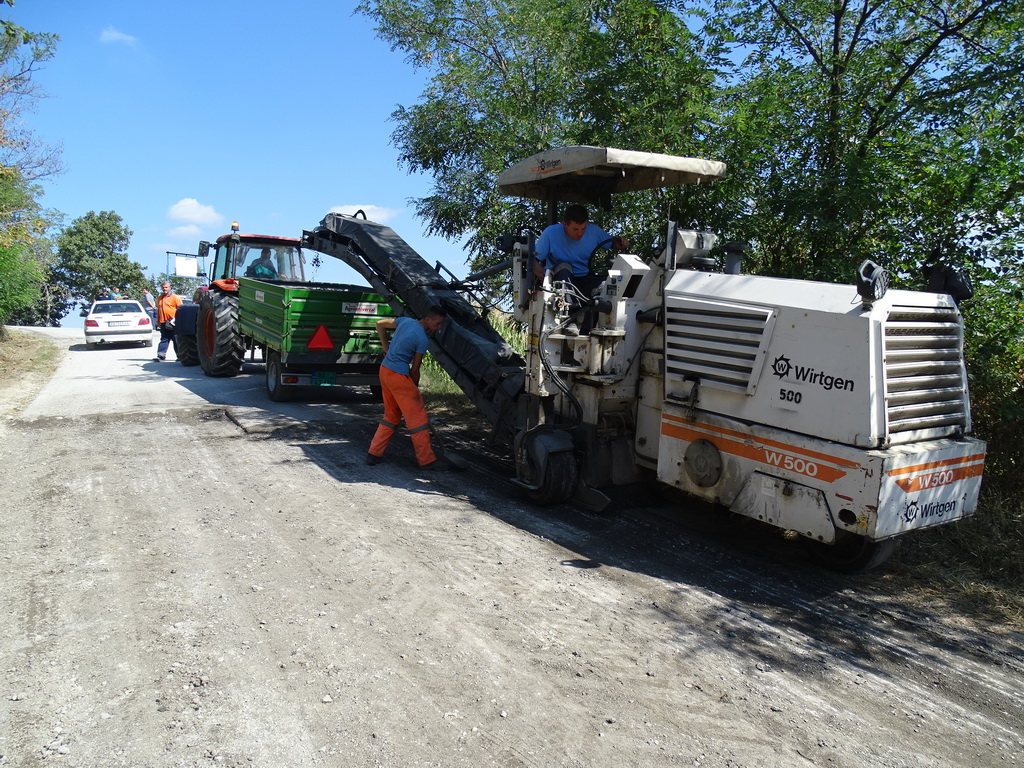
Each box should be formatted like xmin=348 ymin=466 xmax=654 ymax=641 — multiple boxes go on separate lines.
xmin=523 ymin=449 xmax=578 ymax=506
xmin=802 ymin=532 xmax=899 ymax=573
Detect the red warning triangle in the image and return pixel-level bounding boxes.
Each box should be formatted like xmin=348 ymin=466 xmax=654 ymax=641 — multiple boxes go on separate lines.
xmin=307 ymin=325 xmax=335 ymax=350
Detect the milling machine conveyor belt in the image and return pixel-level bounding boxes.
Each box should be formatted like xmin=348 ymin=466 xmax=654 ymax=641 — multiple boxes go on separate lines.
xmin=303 ymin=213 xmax=525 ymax=445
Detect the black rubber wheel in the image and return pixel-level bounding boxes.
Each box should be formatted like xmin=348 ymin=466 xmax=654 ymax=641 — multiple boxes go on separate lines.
xmin=523 ymin=449 xmax=578 ymax=506
xmin=176 ymin=332 xmax=199 ymax=366
xmin=197 ymin=290 xmax=244 ymax=377
xmin=265 ymin=350 xmax=292 ymax=402
xmin=803 ymin=532 xmax=900 ymax=573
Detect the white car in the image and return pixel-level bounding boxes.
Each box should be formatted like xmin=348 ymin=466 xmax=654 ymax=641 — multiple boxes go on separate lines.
xmin=83 ymin=300 xmax=154 ymax=349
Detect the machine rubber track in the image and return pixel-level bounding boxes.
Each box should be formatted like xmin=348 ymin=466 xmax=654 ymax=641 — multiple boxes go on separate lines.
xmin=198 ymin=290 xmax=244 ymax=378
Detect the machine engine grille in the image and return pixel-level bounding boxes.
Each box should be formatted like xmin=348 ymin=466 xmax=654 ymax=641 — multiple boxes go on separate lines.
xmin=884 ymin=305 xmax=968 ymax=436
xmin=664 ymin=296 xmax=776 ymax=394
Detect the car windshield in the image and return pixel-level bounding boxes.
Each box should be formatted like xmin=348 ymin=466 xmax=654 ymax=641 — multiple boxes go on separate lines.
xmin=92 ymin=302 xmax=143 ymax=314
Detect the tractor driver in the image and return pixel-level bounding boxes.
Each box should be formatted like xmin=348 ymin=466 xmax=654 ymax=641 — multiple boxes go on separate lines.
xmin=248 ymin=248 xmax=279 ymax=279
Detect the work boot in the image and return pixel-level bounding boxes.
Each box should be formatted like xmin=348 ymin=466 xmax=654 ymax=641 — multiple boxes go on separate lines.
xmin=366 ymin=453 xmax=383 ymax=466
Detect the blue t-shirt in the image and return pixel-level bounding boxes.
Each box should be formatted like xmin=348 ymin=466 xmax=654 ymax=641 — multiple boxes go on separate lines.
xmin=381 ymin=316 xmax=429 ymax=376
xmin=535 ymin=222 xmax=613 ymax=277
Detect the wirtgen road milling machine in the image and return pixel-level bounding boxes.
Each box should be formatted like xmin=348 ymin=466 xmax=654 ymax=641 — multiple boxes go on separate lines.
xmin=303 ymin=146 xmax=986 ymax=572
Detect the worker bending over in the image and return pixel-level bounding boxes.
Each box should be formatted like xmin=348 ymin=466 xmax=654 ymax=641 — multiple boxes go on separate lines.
xmin=367 ymin=306 xmax=452 ymax=471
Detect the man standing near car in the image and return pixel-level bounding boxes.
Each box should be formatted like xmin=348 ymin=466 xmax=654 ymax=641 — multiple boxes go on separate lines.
xmin=366 ymin=306 xmax=452 ymax=471
xmin=143 ymin=287 xmax=157 ymax=323
xmin=154 ymin=282 xmax=183 ymax=362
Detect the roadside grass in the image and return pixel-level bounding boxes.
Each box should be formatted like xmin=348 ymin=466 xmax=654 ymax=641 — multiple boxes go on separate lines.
xmin=0 ymin=328 xmax=63 ymax=417
xmin=888 ymin=477 xmax=1024 ymax=627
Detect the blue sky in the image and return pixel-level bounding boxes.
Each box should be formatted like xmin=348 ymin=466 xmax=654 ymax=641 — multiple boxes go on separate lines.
xmin=10 ymin=0 xmax=463 ymax=291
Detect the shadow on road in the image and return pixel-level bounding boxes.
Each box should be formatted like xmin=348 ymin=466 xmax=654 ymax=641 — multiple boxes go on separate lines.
xmin=244 ymin=411 xmax=1021 ymax=725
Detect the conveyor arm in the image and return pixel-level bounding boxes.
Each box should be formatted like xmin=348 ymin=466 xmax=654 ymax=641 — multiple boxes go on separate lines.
xmin=303 ymin=213 xmax=525 ymax=445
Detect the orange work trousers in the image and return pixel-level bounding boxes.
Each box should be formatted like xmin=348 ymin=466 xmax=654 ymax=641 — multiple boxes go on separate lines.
xmin=368 ymin=365 xmax=437 ymax=466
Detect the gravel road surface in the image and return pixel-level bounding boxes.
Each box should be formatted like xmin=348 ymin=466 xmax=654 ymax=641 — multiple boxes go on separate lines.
xmin=1 ymin=328 xmax=1021 ymax=767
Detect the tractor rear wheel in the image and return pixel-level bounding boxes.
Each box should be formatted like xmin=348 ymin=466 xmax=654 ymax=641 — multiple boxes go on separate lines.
xmin=198 ymin=290 xmax=244 ymax=377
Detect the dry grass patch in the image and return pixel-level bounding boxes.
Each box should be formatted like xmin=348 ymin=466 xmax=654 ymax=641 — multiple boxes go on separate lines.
xmin=0 ymin=328 xmax=63 ymax=417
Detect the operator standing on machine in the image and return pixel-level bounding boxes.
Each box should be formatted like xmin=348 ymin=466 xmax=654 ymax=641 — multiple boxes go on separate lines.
xmin=366 ymin=307 xmax=453 ymax=472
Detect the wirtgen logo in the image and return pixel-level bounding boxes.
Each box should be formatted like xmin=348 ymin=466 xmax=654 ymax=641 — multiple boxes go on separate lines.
xmin=901 ymin=496 xmax=963 ymax=524
xmin=771 ymin=355 xmax=855 ymax=393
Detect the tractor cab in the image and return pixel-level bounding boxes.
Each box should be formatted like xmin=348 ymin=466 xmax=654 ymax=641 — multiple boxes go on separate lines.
xmin=200 ymin=233 xmax=307 ymax=285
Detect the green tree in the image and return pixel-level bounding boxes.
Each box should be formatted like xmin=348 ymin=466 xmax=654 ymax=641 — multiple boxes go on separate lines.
xmin=704 ymin=0 xmax=1024 ymax=283
xmin=53 ymin=211 xmax=146 ymax=305
xmin=0 ymin=6 xmax=61 ymax=333
xmin=359 ymin=0 xmax=726 ymax=275
xmin=0 ymin=165 xmax=54 ymax=326
xmin=0 ymin=3 xmax=61 ymax=180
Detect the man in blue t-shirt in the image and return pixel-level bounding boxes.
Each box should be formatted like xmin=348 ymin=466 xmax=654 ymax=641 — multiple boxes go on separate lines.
xmin=533 ymin=204 xmax=630 ymax=335
xmin=533 ymin=204 xmax=630 ymax=282
xmin=367 ymin=306 xmax=453 ymax=471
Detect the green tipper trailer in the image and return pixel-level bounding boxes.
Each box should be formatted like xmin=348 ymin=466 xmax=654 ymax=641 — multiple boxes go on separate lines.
xmin=237 ymin=277 xmax=396 ymax=401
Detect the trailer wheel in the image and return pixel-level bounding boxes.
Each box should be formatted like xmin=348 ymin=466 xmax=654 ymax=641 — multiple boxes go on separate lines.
xmin=803 ymin=532 xmax=899 ymax=573
xmin=198 ymin=290 xmax=244 ymax=377
xmin=176 ymin=333 xmax=200 ymax=366
xmin=265 ymin=350 xmax=292 ymax=402
xmin=523 ymin=450 xmax=578 ymax=506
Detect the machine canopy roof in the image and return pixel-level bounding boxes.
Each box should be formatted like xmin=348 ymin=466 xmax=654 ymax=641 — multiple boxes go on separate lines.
xmin=497 ymin=146 xmax=727 ymax=206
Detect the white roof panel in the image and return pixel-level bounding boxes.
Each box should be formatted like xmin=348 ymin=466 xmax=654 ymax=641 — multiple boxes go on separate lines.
xmin=497 ymin=146 xmax=727 ymax=202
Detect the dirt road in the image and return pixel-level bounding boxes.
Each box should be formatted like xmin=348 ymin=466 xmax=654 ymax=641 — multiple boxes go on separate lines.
xmin=1 ymin=328 xmax=1021 ymax=767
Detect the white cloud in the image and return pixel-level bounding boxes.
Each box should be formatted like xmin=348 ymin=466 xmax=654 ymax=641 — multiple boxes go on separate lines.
xmin=167 ymin=198 xmax=223 ymax=226
xmin=328 ymin=204 xmax=401 ymax=224
xmin=100 ymin=26 xmax=137 ymax=47
xmin=168 ymin=224 xmax=202 ymax=240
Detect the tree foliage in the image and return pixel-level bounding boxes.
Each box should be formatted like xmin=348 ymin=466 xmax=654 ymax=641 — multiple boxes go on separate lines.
xmin=53 ymin=211 xmax=146 ymax=306
xmin=0 ymin=4 xmax=60 ymax=180
xmin=361 ymin=0 xmax=1023 ymax=288
xmin=706 ymin=0 xmax=1024 ymax=283
xmin=359 ymin=0 xmax=726 ymax=273
xmin=0 ymin=164 xmax=52 ymax=325
xmin=0 ymin=5 xmax=61 ymax=332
